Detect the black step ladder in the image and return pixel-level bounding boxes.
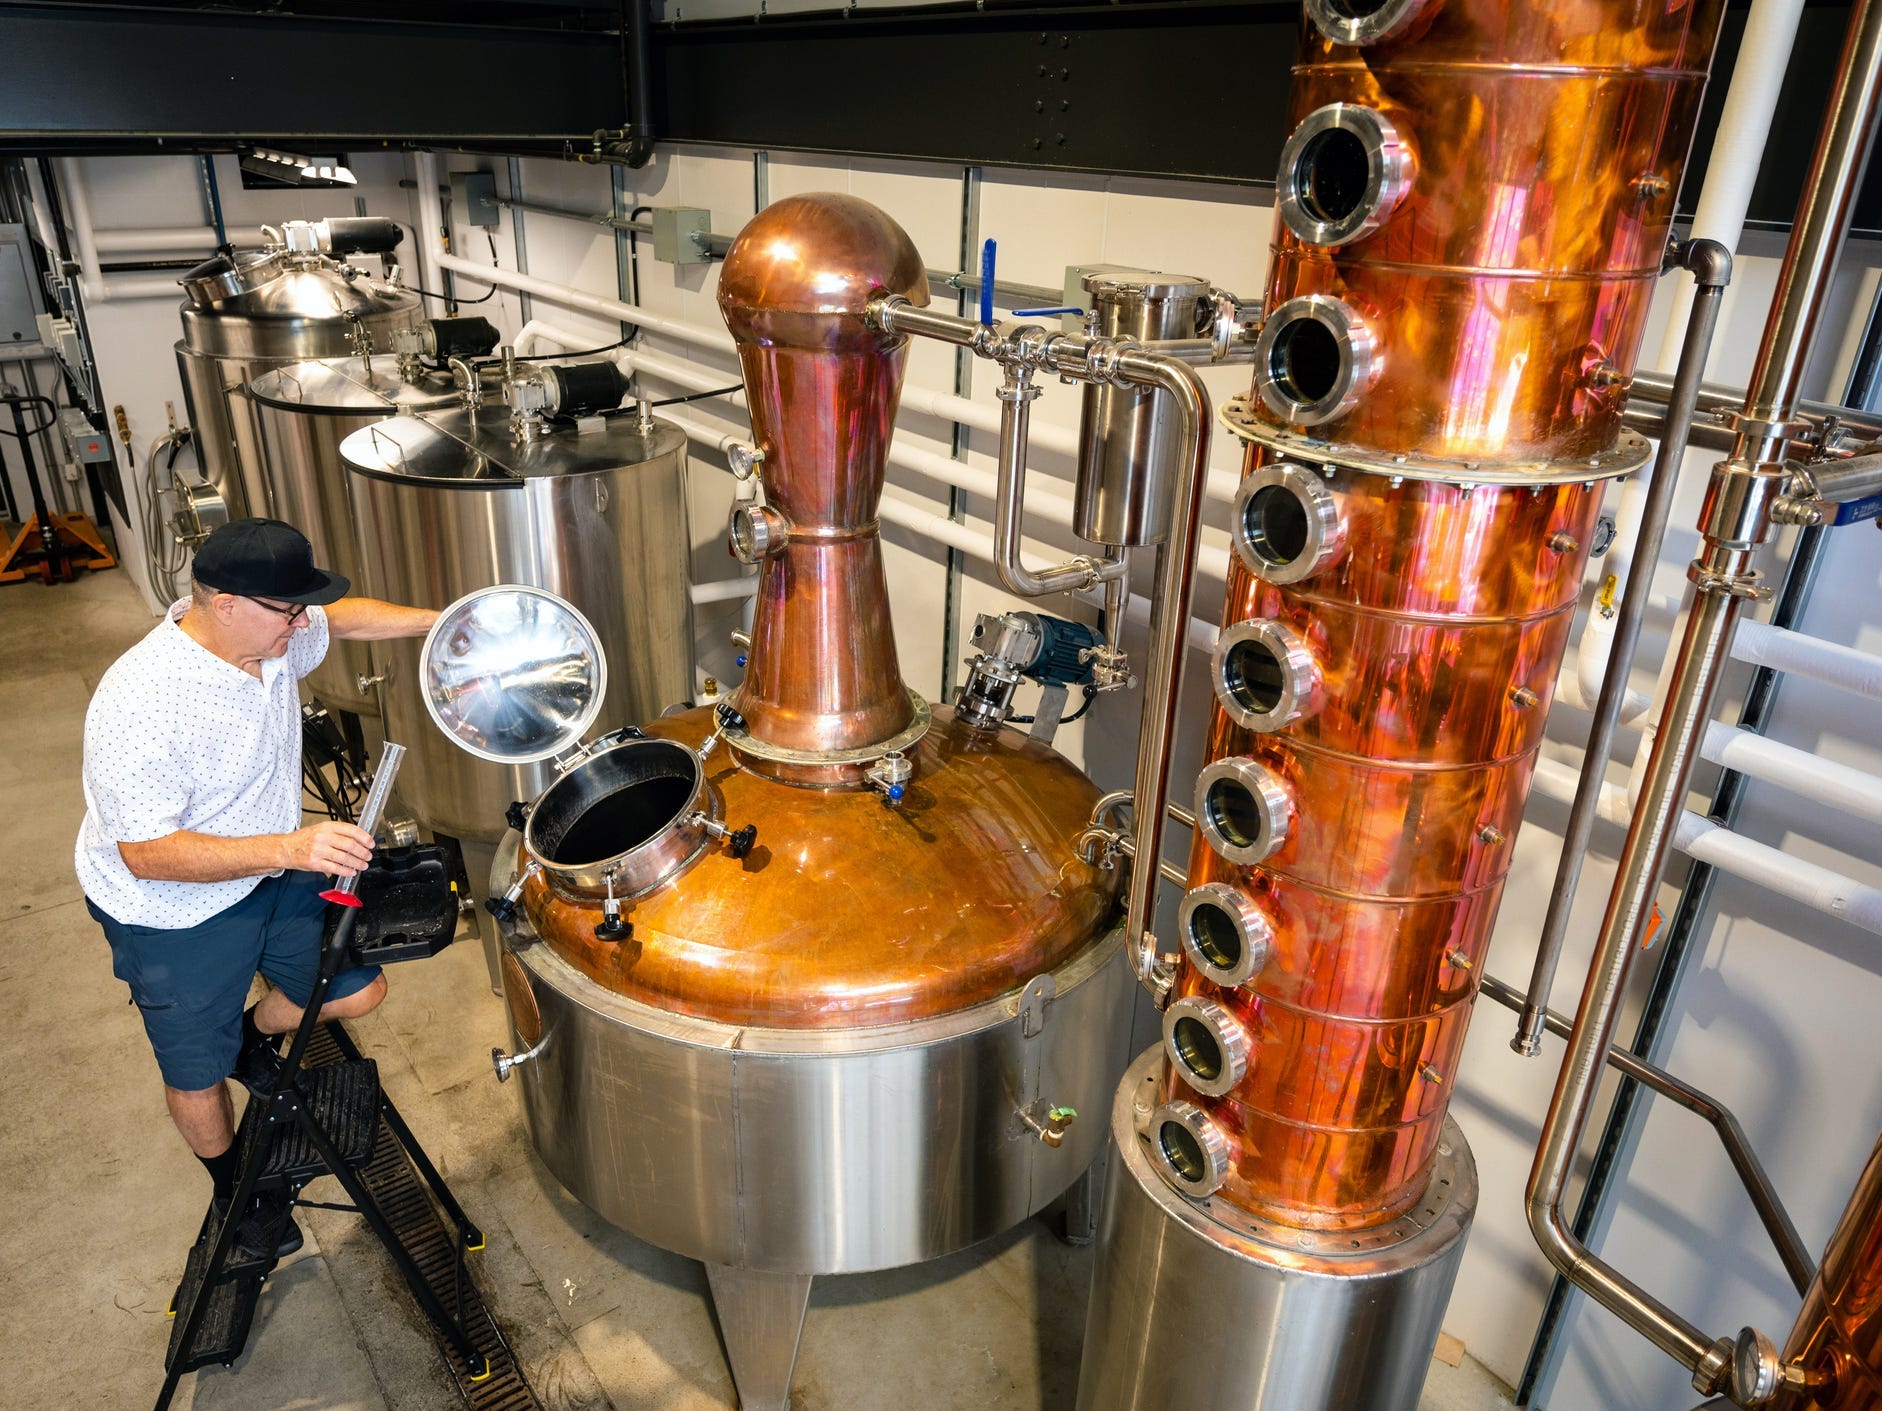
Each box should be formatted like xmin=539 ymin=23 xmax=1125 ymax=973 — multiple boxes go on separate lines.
xmin=154 ymin=744 xmax=514 ymax=1410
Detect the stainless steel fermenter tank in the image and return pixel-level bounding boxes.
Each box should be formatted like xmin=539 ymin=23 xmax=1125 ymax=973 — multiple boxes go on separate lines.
xmin=248 ymin=356 xmax=479 ymax=719
xmin=339 ymin=403 xmax=694 ymax=847
xmin=173 ymin=225 xmax=423 ymax=539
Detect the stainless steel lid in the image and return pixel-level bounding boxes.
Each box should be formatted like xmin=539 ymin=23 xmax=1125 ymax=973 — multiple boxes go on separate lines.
xmin=1081 ymin=268 xmax=1211 ymax=299
xmin=249 ymin=358 xmax=464 ymax=415
xmin=339 ymin=408 xmax=685 ymax=487
xmin=180 ymin=248 xmax=289 ymax=306
xmin=420 ymin=585 xmax=610 ymax=764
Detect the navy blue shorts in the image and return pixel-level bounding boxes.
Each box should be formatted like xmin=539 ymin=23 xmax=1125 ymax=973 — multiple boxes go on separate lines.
xmin=88 ymin=871 xmax=383 ymax=1091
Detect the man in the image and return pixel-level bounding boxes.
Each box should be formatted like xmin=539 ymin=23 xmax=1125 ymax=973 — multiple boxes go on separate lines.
xmin=76 ymin=517 xmax=438 ymax=1256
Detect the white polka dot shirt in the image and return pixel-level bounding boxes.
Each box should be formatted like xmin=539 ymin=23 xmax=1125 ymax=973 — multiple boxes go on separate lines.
xmin=75 ymin=599 xmax=331 ymax=928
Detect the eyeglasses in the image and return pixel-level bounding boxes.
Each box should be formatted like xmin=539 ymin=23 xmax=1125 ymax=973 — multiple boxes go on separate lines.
xmin=248 ymin=596 xmax=310 ymax=623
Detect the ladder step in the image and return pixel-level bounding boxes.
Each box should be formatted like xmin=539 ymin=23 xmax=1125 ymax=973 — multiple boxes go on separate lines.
xmin=165 ymin=1238 xmax=263 ymax=1373
xmin=242 ymin=1058 xmax=382 ymax=1187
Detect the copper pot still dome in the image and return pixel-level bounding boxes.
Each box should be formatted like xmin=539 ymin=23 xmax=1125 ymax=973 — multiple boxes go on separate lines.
xmin=481 ymin=192 xmax=1132 ymax=1410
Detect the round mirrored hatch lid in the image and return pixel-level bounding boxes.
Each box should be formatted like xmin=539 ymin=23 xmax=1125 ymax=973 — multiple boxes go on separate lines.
xmin=420 ymin=585 xmax=609 ymax=764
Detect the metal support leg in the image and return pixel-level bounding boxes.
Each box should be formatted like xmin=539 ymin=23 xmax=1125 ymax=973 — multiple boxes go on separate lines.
xmin=1057 ymin=1150 xmax=1106 ymax=1246
xmin=705 ymin=1262 xmax=813 ymax=1411
xmin=459 ymin=837 xmax=504 ymax=995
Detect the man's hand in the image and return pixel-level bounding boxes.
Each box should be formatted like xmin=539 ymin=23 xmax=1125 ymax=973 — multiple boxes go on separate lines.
xmin=281 ymin=820 xmax=376 ymax=876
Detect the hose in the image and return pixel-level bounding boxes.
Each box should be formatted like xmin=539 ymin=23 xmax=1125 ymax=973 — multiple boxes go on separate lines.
xmin=141 ymin=428 xmax=195 ymax=604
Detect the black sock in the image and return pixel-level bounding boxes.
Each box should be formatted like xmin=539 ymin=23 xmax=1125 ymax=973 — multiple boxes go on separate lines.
xmin=239 ymin=1003 xmax=273 ymax=1055
xmin=199 ymin=1146 xmax=239 ymax=1203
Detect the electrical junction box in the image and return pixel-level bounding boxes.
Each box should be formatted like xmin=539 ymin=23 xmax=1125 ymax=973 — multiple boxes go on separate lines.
xmin=451 ymin=170 xmax=501 ymax=228
xmin=0 ymin=224 xmax=44 ymax=348
xmin=36 ymin=313 xmax=84 ymax=380
xmin=652 ymin=207 xmax=713 ymax=267
xmin=1062 ymin=263 xmax=1129 ymax=334
xmin=60 ymin=408 xmax=113 ymax=464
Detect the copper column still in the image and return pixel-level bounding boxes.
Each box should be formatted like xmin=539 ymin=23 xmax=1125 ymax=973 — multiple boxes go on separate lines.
xmin=483 ymin=193 xmax=1133 ymax=1411
xmin=1076 ymin=2 xmax=1724 ymax=1407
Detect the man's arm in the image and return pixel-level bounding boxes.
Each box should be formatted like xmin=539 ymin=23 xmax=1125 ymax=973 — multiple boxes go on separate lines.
xmin=324 ymin=596 xmax=440 ymax=642
xmin=119 ymin=819 xmax=375 ymax=883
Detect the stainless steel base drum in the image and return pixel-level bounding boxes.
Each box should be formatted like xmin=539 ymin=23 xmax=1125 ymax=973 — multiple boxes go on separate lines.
xmin=498 ymin=871 xmax=1133 ymax=1273
xmin=1075 ymin=1050 xmax=1477 ymax=1411
xmin=174 ymin=248 xmax=422 ymax=528
xmin=249 ymin=358 xmax=467 ymax=716
xmin=341 ymin=410 xmax=693 ymax=844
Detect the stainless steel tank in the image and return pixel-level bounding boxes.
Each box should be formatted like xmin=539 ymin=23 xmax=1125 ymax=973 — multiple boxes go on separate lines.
xmin=1075 ymin=270 xmax=1212 ymax=547
xmin=174 ymin=247 xmax=422 ymax=531
xmin=248 ymin=358 xmax=469 ymax=718
xmin=339 ymin=406 xmax=693 ymax=846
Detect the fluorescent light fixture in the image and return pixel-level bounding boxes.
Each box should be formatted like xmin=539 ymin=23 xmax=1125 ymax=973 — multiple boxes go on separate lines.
xmin=239 ymin=147 xmax=357 ymax=188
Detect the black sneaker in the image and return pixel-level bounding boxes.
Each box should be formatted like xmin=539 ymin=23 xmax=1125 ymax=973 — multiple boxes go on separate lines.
xmin=232 ymin=1031 xmax=286 ymax=1095
xmin=210 ymin=1193 xmax=304 ymax=1269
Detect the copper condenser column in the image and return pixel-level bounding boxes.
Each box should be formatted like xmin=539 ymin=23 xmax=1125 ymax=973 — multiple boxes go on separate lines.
xmin=1076 ymin=2 xmax=1724 ymax=1406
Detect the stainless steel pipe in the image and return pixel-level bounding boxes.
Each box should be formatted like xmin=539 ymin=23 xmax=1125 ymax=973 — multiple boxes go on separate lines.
xmin=1482 ymin=974 xmax=1812 ymax=1294
xmin=1525 ymin=1 xmax=1882 ymax=1398
xmin=993 ymin=360 xmax=1127 ymax=596
xmin=1513 ymin=239 xmax=1733 ymax=1057
xmin=873 ymin=295 xmax=1213 ymax=996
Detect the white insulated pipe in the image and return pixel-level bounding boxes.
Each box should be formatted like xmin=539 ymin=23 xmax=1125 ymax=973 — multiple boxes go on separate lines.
xmin=1700 ymin=720 xmax=1882 ymax=825
xmin=1731 ymin=618 xmax=1882 ymax=701
xmin=1528 ymin=755 xmax=1882 ymax=936
xmin=92 ymin=227 xmax=223 ymax=255
xmin=1652 ymin=0 xmax=1809 ymax=374
xmin=54 ymin=159 xmax=184 ymax=302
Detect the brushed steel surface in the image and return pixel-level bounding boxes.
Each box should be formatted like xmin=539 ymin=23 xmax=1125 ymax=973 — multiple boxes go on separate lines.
xmin=249 ymin=360 xmax=466 ymax=715
xmin=173 ymin=258 xmax=422 ymax=534
xmin=705 ymin=1264 xmax=812 ymax=1411
xmin=498 ymin=916 xmax=1135 ymax=1274
xmin=1075 ymin=1050 xmax=1476 ymax=1411
xmin=420 ymin=585 xmax=608 ymax=765
xmin=1076 ymin=270 xmax=1210 ymax=547
xmin=343 ymin=413 xmax=693 ymax=843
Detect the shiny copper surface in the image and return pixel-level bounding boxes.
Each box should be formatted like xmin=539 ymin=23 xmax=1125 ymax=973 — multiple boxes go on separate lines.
xmin=717 ymin=193 xmax=930 ymax=756
xmin=1268 ymin=0 xmax=1724 ymax=462
xmin=525 ymin=704 xmax=1118 ymax=1027
xmin=1162 ymin=0 xmax=1725 ymax=1230
xmin=1775 ymin=1132 xmax=1882 ymax=1410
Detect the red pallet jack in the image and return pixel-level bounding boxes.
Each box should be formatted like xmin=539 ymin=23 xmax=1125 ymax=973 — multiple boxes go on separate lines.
xmin=0 ymin=391 xmax=115 ymax=585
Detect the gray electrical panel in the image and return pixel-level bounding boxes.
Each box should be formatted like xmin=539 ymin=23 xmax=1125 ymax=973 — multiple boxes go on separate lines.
xmin=0 ymin=225 xmax=45 ymax=348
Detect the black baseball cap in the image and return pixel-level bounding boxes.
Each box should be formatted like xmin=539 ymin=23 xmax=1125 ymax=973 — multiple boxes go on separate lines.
xmin=193 ymin=518 xmax=350 ymax=605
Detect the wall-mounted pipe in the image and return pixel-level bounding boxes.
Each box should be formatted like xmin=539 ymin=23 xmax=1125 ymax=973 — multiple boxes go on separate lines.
xmin=1513 ymin=240 xmax=1733 ymax=1056
xmin=1526 ymin=0 xmax=1882 ymax=1397
xmin=1732 ymin=619 xmax=1882 ymax=701
xmin=54 ymin=159 xmax=186 ymax=302
xmin=92 ymin=227 xmax=222 ymax=256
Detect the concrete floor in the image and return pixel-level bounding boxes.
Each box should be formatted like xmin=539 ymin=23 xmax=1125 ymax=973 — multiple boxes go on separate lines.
xmin=0 ymin=565 xmax=1518 ymax=1411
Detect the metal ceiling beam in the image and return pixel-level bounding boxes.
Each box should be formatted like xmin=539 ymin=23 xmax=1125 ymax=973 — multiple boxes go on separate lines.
xmin=0 ymin=5 xmax=622 ymax=151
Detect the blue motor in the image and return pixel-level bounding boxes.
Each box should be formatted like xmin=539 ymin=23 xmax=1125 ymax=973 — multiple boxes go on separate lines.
xmin=957 ymin=611 xmax=1106 ymax=734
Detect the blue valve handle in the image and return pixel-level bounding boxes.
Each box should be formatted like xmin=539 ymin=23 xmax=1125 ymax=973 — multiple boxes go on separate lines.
xmin=888 ymin=783 xmax=906 ymax=802
xmin=980 ymin=238 xmax=996 ymax=327
xmin=1012 ymin=306 xmax=1082 ymax=318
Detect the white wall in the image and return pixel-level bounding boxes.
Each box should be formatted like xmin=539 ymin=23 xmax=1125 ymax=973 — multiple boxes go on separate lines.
xmin=57 ymin=139 xmax=1882 ymax=1409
